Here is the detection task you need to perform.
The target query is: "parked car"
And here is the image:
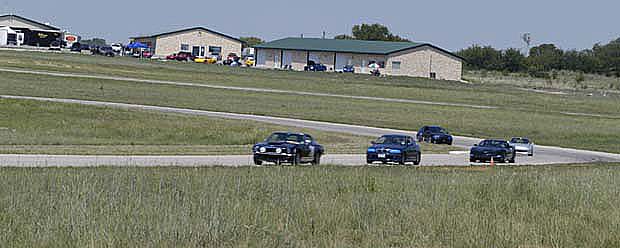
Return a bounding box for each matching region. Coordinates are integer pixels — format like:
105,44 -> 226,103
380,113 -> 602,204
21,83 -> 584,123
194,57 -> 208,63
142,50 -> 153,58
304,61 -> 327,71
366,134 -> 421,165
252,132 -> 324,165
244,56 -> 255,67
166,53 -> 178,60
175,52 -> 195,61
509,137 -> 534,156
97,46 -> 115,57
223,53 -> 241,65
417,126 -> 453,145
70,42 -> 82,52
470,139 -> 516,163
49,40 -> 61,51
111,43 -> 123,53
342,65 -> 355,73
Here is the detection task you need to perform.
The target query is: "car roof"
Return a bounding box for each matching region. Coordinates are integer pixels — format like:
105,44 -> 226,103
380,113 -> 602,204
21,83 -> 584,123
272,131 -> 306,136
380,134 -> 413,138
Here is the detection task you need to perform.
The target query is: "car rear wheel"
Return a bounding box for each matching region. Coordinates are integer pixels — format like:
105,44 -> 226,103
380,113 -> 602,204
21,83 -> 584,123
413,153 -> 421,165
399,153 -> 406,165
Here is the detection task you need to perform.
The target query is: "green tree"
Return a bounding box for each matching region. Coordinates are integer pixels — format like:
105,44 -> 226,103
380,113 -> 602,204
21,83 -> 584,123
456,45 -> 502,70
501,48 -> 526,72
80,38 -> 107,47
336,23 -> 410,42
240,37 -> 264,48
334,34 -> 354,40
527,44 -> 564,72
592,38 -> 620,76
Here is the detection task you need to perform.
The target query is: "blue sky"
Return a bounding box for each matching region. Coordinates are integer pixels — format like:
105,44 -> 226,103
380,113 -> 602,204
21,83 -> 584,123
3,0 -> 619,51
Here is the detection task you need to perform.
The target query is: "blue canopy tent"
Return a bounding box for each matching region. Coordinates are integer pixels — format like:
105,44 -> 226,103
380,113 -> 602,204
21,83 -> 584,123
126,42 -> 148,49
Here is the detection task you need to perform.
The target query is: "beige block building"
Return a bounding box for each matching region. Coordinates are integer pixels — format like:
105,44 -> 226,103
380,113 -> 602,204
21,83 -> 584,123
254,38 -> 463,81
130,27 -> 243,58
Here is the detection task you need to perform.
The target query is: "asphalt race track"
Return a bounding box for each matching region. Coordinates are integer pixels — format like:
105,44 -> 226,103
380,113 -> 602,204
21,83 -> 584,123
2,95 -> 620,167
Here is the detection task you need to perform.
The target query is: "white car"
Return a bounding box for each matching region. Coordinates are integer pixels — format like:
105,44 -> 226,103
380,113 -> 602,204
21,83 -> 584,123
111,43 -> 123,53
509,137 -> 534,156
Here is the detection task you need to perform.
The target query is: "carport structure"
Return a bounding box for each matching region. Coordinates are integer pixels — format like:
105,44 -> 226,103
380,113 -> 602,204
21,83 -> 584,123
254,37 -> 464,81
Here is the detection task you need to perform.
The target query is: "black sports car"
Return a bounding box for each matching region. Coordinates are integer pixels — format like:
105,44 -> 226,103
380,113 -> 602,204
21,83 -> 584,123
253,132 -> 324,165
417,126 -> 453,145
470,139 -> 516,163
366,135 -> 421,165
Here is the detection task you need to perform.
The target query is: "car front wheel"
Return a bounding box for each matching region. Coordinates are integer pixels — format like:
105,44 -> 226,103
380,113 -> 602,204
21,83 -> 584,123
312,154 -> 321,166
253,157 -> 262,166
413,153 -> 421,165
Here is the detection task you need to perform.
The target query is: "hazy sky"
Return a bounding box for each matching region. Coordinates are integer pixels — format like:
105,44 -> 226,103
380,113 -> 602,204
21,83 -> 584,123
3,0 -> 619,51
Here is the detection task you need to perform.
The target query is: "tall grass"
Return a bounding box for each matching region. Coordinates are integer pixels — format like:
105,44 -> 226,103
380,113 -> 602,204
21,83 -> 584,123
1,165 -> 619,247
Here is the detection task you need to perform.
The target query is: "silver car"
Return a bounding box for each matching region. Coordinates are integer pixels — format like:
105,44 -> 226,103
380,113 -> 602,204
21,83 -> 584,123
509,137 -> 534,156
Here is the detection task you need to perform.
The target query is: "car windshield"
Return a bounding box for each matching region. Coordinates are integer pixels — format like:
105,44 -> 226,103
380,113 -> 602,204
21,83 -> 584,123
265,133 -> 303,143
427,127 -> 446,133
375,136 -> 407,145
479,140 -> 507,147
511,138 -> 530,144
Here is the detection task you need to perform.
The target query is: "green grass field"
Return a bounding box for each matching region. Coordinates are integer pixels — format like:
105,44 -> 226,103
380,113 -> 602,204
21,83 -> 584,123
0,98 -> 457,155
1,164 -> 619,247
1,50 -> 620,116
2,68 -> 620,154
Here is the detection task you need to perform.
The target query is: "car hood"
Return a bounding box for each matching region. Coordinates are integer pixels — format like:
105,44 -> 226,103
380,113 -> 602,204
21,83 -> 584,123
255,141 -> 298,148
471,146 -> 506,153
369,144 -> 407,151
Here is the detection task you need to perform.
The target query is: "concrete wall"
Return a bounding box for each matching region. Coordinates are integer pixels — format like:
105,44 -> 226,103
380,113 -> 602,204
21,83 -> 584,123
146,29 -> 242,57
387,46 -> 462,81
335,53 -> 388,74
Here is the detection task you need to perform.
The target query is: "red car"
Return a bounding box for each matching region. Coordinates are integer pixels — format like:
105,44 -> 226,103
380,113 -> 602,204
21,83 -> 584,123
141,51 -> 153,58
175,52 -> 195,61
166,53 -> 178,60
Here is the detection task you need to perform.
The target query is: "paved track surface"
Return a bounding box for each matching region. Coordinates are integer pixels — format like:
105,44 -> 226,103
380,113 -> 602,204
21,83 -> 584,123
1,95 -> 619,167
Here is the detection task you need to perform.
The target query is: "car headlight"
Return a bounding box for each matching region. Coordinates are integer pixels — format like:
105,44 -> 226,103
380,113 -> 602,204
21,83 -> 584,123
389,149 -> 402,154
259,147 -> 266,153
276,148 -> 283,154
367,148 -> 376,153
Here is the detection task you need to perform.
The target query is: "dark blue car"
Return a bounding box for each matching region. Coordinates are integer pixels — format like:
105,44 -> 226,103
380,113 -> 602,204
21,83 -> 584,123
417,126 -> 453,145
366,135 -> 421,165
304,60 -> 327,72
470,139 -> 516,163
253,132 -> 324,165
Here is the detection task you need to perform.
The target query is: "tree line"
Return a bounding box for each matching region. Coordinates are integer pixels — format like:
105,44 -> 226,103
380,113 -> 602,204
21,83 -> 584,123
457,38 -> 620,77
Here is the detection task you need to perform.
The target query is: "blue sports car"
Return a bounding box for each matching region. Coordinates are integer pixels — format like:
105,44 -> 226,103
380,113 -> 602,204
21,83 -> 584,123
366,134 -> 421,165
253,132 -> 324,166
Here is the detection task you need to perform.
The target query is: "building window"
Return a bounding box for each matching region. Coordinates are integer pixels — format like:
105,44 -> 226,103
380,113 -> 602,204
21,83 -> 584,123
430,72 -> 437,79
180,44 -> 189,52
209,46 -> 222,55
392,61 -> 401,70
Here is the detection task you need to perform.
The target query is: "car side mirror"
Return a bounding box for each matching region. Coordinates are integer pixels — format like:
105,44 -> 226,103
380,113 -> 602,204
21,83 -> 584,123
473,144 -> 478,146
371,141 -> 376,145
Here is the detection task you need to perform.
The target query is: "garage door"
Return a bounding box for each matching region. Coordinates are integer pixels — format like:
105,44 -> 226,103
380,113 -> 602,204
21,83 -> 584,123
282,50 -> 294,67
256,49 -> 266,66
308,52 -> 321,64
335,53 -> 351,71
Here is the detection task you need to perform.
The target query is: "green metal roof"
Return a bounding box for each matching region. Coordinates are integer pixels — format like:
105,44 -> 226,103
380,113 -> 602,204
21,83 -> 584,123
254,37 -> 429,55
